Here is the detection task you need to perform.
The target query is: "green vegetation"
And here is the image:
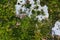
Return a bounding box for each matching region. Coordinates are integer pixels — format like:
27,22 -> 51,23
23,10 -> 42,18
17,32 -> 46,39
0,0 -> 60,40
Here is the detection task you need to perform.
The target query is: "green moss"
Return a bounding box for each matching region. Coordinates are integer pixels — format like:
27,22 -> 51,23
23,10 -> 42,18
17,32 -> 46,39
0,0 -> 59,40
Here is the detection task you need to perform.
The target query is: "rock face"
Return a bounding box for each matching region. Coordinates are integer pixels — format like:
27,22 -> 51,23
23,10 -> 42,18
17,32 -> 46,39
15,0 -> 49,21
52,21 -> 60,36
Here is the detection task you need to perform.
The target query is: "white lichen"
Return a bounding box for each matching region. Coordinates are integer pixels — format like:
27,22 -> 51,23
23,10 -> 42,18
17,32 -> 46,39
36,15 -> 45,21
36,0 -> 40,5
15,4 -> 22,16
15,0 -> 49,20
17,0 -> 26,5
29,0 -> 34,4
52,21 -> 60,36
42,5 -> 49,18
36,5 -> 49,21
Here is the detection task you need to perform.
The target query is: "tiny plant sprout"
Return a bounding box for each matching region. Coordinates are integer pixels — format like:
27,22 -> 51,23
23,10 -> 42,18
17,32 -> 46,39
16,22 -> 20,26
